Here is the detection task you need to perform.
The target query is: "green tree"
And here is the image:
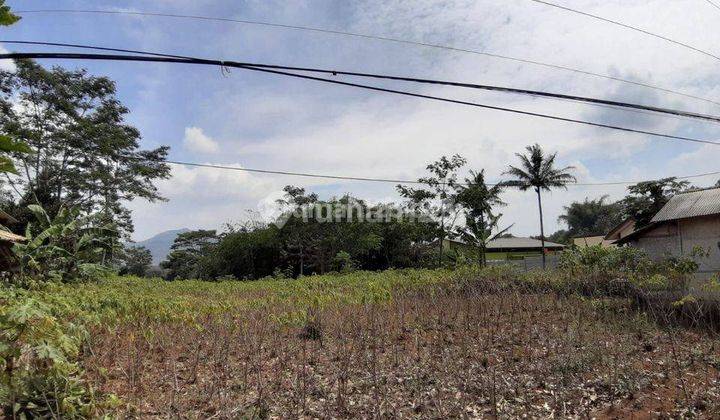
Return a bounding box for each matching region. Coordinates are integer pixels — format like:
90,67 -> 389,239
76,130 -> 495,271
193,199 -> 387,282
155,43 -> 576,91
454,170 -> 510,266
558,195 -> 623,237
0,0 -> 19,26
620,177 -> 690,228
504,144 -> 576,269
275,186 -> 319,276
397,154 -> 466,267
0,1 -> 28,183
0,60 -> 170,241
199,223 -> 282,280
160,230 -> 217,280
11,204 -> 114,284
276,190 -> 382,275
119,246 -> 153,277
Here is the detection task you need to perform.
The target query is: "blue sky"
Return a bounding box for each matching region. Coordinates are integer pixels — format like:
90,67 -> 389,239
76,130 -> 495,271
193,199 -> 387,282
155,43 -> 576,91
3,0 -> 720,240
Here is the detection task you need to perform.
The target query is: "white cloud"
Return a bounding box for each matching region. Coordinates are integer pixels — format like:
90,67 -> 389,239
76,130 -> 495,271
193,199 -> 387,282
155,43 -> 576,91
110,0 -> 719,239
182,127 -> 220,154
0,44 -> 16,72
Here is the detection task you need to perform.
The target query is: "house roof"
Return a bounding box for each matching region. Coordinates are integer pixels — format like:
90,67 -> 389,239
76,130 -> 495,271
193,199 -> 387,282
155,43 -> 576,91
0,229 -> 26,243
604,217 -> 636,240
450,236 -> 565,250
573,235 -> 614,247
487,237 -> 565,249
0,209 -> 17,225
651,187 -> 720,223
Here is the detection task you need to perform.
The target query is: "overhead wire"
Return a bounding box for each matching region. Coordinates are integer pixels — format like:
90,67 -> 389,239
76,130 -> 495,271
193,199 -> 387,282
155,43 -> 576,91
3,40 -> 716,124
13,8 -> 720,107
2,51 -> 720,147
161,159 -> 720,188
705,0 -> 720,11
528,0 -> 720,62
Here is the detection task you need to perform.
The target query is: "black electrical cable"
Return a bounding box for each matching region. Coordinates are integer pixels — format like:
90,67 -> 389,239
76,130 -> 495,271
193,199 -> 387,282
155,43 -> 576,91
3,40 -> 718,123
2,51 -> 718,147
705,0 -> 720,11
14,8 -> 720,107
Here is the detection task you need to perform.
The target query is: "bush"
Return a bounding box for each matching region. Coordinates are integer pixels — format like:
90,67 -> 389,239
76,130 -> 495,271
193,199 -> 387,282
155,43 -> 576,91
0,290 -> 104,417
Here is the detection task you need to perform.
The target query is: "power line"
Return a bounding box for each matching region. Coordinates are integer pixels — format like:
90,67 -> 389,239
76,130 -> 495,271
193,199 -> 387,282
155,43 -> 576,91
163,159 -> 720,188
3,40 -> 718,123
528,0 -> 720,62
2,51 -> 719,147
13,8 -> 720,107
705,0 -> 720,11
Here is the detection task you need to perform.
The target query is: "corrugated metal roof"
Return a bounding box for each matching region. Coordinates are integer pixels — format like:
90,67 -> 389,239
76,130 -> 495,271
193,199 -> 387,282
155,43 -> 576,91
651,187 -> 720,223
0,230 -> 26,243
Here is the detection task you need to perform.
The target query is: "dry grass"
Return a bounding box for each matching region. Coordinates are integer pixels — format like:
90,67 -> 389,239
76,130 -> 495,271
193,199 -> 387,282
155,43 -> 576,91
80,283 -> 720,418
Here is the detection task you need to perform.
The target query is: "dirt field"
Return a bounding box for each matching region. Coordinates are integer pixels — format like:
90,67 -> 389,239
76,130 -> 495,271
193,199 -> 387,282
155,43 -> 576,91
78,280 -> 720,418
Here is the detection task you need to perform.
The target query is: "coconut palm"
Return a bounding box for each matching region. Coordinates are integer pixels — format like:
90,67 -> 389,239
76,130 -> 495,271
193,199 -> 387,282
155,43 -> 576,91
503,144 -> 576,268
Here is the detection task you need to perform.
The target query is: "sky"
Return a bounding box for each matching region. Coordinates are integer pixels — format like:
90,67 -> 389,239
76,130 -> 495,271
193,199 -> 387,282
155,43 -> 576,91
2,0 -> 720,241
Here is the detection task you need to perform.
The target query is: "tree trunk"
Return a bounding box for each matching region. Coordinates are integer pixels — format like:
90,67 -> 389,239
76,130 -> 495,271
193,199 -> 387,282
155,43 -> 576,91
438,201 -> 445,268
536,187 -> 546,270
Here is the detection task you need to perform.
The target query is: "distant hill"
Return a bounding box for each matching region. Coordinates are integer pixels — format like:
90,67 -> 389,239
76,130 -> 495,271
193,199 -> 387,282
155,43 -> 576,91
132,228 -> 190,264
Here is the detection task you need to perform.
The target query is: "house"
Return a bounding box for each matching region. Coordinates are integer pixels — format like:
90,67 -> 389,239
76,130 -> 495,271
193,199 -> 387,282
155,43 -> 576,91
443,236 -> 566,260
572,218 -> 637,248
604,217 -> 636,243
0,210 -> 26,272
573,235 -> 615,248
617,188 -> 720,277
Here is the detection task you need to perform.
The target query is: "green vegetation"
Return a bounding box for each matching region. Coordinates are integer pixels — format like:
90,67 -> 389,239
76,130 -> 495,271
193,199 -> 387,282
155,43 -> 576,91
503,143 -> 577,266
2,253 -> 719,417
0,59 -> 170,247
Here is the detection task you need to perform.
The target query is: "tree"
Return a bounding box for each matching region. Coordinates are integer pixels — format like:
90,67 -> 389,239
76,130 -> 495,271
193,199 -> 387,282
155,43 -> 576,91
0,60 -> 170,241
0,2 -> 28,182
119,246 -> 153,277
11,204 -> 114,284
160,230 -> 217,280
558,195 -> 623,237
504,144 -> 576,269
0,0 -> 19,26
275,189 -> 383,275
275,186 -> 319,276
620,177 -> 690,228
397,155 -> 467,266
454,170 -> 510,266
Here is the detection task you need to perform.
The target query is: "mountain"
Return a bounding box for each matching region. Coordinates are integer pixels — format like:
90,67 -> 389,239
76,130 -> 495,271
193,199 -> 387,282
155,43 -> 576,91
132,228 -> 190,264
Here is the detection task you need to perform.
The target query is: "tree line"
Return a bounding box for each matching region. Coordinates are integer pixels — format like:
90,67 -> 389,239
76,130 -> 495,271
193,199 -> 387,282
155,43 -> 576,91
137,145 -> 580,280
0,54 -> 712,284
137,152 -> 706,281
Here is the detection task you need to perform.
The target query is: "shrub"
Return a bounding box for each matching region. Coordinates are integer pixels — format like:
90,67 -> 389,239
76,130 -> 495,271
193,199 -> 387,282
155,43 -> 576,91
0,290 -> 102,418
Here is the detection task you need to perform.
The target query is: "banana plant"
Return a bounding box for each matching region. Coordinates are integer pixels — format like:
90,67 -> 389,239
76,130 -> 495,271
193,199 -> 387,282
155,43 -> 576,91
12,204 -> 116,283
0,134 -> 31,175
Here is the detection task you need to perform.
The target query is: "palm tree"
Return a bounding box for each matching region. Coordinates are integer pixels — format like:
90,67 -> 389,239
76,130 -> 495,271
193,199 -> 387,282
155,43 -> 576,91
503,144 -> 576,269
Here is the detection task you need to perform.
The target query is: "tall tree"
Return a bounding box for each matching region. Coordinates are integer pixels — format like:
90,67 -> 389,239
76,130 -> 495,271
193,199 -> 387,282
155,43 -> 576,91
504,144 -> 576,269
0,60 -> 170,239
161,230 -> 217,280
275,185 -> 319,276
558,195 -> 623,237
620,177 -> 690,228
397,154 -> 466,266
454,170 -> 509,266
0,1 -> 27,182
119,246 -> 153,277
